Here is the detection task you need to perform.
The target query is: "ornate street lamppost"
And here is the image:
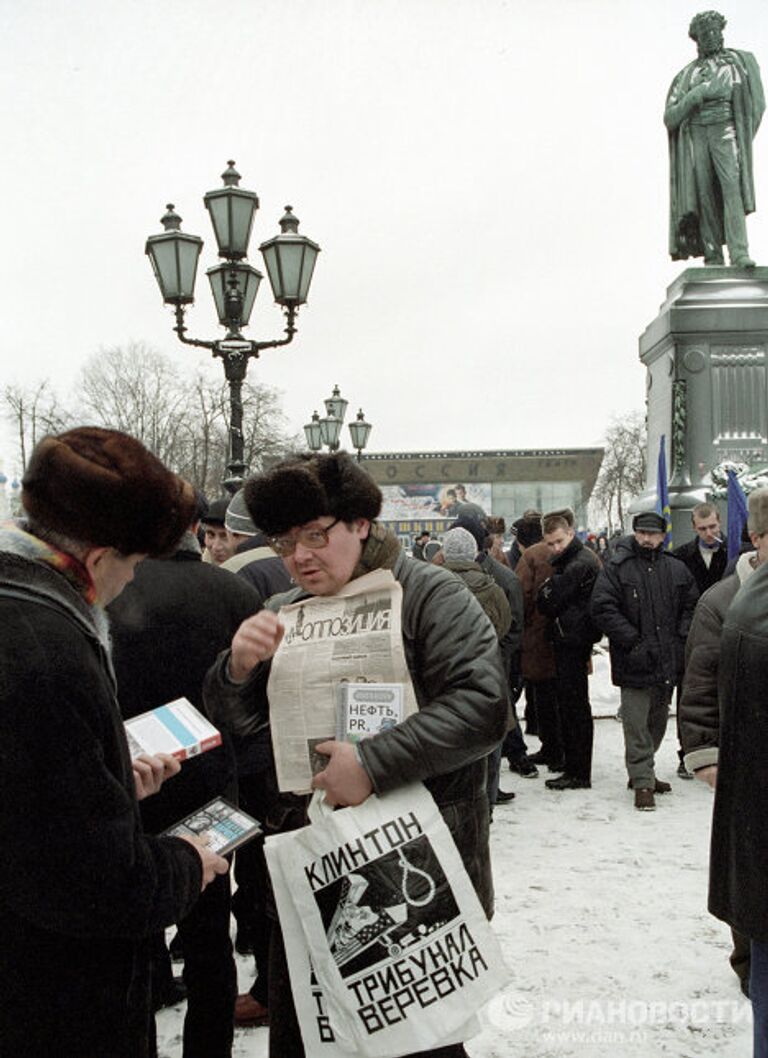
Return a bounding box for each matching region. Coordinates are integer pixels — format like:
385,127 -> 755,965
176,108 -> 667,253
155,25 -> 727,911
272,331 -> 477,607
146,160 -> 320,491
303,385 -> 372,462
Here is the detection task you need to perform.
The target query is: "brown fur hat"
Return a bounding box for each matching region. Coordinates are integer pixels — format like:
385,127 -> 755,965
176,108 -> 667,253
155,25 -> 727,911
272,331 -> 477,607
244,451 -> 382,536
22,426 -> 196,556
541,507 -> 575,535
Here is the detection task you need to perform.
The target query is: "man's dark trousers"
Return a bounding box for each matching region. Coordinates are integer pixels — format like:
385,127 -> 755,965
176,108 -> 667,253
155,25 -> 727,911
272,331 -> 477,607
178,872 -> 236,1058
752,939 -> 768,1057
528,679 -> 563,765
554,645 -> 593,783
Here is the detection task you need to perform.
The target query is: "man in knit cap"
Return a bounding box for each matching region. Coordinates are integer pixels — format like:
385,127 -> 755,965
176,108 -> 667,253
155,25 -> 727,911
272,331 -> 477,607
435,526 -> 518,812
436,527 -> 512,637
0,427 -> 229,1057
220,487 -> 292,601
204,451 -> 507,1058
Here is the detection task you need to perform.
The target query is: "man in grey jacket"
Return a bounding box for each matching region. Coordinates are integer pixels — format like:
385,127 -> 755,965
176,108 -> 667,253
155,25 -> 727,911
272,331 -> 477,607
679,490 -> 768,782
679,487 -> 768,998
204,452 -> 508,1058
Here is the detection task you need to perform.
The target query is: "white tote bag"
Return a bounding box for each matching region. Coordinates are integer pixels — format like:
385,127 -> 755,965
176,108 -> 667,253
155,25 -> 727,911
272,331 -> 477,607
265,783 -> 509,1057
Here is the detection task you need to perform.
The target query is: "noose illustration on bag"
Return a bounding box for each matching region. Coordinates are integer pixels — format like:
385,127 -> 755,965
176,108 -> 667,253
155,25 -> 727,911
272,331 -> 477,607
397,846 -> 436,907
327,847 -> 437,967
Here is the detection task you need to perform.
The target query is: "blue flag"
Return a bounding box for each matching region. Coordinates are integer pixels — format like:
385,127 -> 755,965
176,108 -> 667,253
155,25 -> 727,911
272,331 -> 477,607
727,470 -> 748,562
655,435 -> 672,549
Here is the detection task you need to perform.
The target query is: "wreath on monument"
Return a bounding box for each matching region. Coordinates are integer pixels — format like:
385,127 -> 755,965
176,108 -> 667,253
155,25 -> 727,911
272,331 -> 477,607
710,460 -> 768,498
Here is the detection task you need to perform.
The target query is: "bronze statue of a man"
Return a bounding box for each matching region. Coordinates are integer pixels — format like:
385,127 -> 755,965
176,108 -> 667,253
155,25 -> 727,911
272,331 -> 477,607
665,11 -> 765,267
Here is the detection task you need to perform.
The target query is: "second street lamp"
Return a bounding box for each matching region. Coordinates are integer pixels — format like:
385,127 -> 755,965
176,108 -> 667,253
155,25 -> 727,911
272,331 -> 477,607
146,160 -> 320,491
303,385 -> 372,461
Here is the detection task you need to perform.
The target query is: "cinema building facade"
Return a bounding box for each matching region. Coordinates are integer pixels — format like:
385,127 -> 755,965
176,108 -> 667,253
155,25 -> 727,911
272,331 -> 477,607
362,448 -> 604,547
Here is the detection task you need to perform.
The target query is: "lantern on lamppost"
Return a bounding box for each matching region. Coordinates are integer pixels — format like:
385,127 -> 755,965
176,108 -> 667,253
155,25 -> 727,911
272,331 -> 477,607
146,161 -> 320,492
348,409 -> 373,463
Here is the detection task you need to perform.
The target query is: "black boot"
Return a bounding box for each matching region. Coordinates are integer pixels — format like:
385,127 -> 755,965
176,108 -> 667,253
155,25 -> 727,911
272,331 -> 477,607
544,774 -> 591,790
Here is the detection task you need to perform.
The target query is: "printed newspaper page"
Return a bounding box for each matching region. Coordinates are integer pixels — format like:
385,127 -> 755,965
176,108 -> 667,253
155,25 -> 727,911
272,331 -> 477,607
268,569 -> 417,793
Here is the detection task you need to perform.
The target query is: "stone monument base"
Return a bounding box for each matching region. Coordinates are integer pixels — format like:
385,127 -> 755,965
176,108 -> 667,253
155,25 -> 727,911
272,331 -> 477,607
632,266 -> 768,544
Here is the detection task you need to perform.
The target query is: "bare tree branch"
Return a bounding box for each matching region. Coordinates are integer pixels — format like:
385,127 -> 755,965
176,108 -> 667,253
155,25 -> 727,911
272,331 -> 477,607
591,412 -> 647,533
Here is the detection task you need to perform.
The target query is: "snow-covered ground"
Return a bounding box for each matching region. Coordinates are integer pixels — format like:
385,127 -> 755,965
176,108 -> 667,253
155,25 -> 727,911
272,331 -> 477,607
157,652 -> 751,1057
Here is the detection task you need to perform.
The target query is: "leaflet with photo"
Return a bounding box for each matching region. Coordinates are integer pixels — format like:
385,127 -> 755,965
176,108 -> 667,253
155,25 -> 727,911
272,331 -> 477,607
336,682 -> 405,743
162,797 -> 262,856
124,697 -> 221,762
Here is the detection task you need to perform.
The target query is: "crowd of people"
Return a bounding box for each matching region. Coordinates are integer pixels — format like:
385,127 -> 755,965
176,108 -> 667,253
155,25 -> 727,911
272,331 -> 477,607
2,426 -> 766,1057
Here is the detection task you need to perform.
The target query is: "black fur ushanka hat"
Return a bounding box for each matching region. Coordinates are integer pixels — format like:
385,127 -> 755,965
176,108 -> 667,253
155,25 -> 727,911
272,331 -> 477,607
244,451 -> 382,536
22,426 -> 196,556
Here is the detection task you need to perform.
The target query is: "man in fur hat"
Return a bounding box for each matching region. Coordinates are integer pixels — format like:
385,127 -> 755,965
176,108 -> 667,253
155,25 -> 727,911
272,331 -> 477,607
204,451 -> 508,1058
0,426 -> 229,1058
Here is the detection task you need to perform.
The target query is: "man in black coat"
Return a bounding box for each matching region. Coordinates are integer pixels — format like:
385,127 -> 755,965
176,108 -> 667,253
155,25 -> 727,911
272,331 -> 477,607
108,526 -> 261,1057
711,560 -> 768,1047
672,502 -> 728,594
537,510 -> 601,790
591,511 -> 699,811
216,487 -> 292,1026
671,502 -> 728,778
0,427 -> 228,1058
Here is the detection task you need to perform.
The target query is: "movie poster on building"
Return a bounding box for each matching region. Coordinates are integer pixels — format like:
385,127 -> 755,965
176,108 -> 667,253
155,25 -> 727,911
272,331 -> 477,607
267,569 -> 418,794
265,784 -> 508,1057
379,482 -> 492,523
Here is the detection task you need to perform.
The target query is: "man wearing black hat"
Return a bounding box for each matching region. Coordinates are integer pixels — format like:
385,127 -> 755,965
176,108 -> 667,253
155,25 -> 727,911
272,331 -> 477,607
591,512 -> 699,811
202,497 -> 236,566
0,427 -> 229,1058
204,451 -> 508,1058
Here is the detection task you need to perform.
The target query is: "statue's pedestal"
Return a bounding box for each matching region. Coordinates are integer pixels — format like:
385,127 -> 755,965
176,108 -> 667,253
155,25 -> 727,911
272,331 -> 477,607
634,266 -> 768,542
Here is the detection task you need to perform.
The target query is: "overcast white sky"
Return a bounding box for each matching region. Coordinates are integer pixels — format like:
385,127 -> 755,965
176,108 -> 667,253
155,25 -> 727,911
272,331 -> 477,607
2,0 -> 768,477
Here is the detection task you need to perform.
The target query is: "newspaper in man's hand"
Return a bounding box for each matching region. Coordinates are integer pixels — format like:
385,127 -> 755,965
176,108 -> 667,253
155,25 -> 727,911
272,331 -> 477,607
267,569 -> 417,794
